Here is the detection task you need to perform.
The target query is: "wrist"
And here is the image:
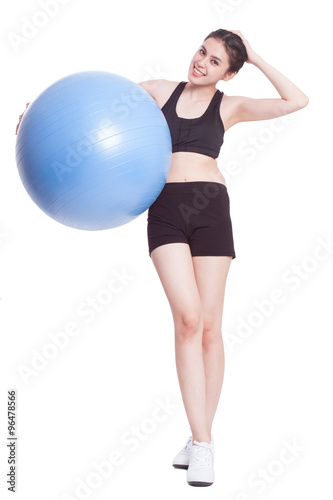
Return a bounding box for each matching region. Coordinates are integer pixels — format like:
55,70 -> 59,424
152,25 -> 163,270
249,52 -> 263,66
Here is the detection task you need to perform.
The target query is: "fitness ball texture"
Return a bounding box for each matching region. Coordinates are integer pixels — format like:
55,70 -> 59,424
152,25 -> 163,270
15,71 -> 172,230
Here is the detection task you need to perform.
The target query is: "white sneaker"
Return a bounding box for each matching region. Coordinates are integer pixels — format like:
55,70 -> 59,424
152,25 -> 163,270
187,440 -> 215,487
172,434 -> 214,470
172,436 -> 192,469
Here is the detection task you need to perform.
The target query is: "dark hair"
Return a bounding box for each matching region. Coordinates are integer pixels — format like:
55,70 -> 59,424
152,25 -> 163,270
204,29 -> 248,73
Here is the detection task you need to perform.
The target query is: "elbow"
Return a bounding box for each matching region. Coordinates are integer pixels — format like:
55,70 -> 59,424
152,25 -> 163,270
283,94 -> 309,115
297,95 -> 309,109
287,95 -> 309,114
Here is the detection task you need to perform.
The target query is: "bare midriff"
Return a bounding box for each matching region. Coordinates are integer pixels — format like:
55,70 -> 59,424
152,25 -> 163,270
165,151 -> 227,186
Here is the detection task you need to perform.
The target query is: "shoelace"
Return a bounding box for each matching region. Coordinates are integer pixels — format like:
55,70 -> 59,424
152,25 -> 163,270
182,436 -> 192,453
191,441 -> 214,467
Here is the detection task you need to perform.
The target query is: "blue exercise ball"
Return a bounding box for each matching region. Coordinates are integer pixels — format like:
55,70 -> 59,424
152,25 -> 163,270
15,71 -> 172,230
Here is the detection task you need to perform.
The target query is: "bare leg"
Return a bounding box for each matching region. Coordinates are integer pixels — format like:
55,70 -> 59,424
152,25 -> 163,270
192,256 -> 232,437
203,334 -> 225,437
151,243 -> 211,443
174,318 -> 210,443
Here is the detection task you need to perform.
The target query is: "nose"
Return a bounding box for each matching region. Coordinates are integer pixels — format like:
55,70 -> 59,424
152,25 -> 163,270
197,56 -> 207,69
197,59 -> 205,70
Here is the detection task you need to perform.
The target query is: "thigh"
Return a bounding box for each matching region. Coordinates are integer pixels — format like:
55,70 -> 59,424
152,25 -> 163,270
150,243 -> 203,327
147,184 -> 188,257
192,255 -> 232,332
187,183 -> 236,258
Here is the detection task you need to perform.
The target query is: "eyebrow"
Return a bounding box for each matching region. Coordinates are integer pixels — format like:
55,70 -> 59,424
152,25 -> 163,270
201,45 -> 222,63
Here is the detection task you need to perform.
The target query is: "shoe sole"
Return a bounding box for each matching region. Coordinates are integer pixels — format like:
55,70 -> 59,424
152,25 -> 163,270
188,481 -> 213,487
173,464 -> 189,470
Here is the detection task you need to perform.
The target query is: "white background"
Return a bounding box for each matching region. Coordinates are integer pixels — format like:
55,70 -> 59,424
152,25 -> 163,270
1,0 -> 332,498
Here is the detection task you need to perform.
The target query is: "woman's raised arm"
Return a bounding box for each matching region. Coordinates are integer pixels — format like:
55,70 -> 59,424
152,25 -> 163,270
228,30 -> 309,125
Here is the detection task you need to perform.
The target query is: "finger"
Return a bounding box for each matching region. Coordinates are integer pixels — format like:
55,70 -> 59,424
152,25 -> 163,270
230,29 -> 243,39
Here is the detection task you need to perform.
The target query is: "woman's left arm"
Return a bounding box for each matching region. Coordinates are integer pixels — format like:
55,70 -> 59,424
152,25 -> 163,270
230,31 -> 309,123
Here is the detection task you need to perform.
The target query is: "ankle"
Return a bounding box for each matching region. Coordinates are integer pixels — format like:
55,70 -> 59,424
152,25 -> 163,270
192,433 -> 211,444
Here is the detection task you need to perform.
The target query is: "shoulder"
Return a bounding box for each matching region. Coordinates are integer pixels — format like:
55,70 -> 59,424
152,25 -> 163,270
137,79 -> 181,108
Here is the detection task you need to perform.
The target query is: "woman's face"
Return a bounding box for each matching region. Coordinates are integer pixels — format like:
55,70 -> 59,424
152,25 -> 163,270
188,37 -> 235,85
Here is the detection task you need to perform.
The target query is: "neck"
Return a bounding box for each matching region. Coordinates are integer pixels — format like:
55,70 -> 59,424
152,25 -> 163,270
185,81 -> 218,100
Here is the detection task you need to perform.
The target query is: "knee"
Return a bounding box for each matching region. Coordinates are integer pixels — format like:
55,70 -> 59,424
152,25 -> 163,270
202,324 -> 222,351
175,311 -> 203,341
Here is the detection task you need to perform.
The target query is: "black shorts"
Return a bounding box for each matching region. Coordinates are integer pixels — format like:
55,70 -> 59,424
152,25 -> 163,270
147,181 -> 236,258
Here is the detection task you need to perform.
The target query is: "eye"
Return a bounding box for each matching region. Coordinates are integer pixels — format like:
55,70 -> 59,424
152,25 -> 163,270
199,48 -> 219,65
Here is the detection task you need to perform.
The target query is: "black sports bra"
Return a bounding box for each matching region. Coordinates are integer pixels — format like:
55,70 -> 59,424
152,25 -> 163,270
161,81 -> 225,159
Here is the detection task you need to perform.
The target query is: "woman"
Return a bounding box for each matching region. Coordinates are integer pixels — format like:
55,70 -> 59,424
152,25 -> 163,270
138,29 -> 308,487
16,29 -> 308,488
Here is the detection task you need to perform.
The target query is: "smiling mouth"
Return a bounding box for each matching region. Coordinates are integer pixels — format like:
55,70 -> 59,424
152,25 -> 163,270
194,65 -> 205,76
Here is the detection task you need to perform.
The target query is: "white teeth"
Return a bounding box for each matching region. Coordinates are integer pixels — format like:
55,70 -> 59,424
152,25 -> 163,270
194,66 -> 204,76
